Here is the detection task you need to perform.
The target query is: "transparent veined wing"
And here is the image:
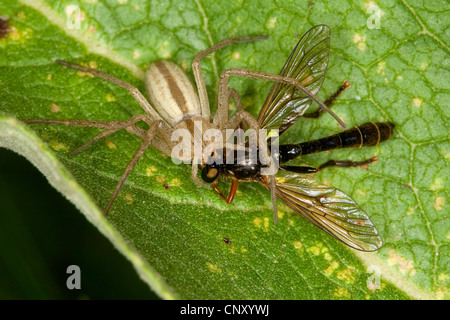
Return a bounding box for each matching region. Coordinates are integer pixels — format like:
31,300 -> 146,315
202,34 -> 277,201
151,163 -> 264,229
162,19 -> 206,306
263,174 -> 383,251
257,25 -> 330,134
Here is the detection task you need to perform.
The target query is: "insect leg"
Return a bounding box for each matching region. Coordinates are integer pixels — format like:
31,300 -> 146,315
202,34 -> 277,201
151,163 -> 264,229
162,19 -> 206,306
212,179 -> 239,204
55,60 -> 164,123
304,80 -> 351,118
192,36 -> 268,120
281,156 -> 378,173
216,68 -> 346,128
103,120 -> 164,215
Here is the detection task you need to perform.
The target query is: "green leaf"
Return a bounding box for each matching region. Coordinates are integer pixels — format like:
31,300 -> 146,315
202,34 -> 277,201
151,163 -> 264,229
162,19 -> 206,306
0,0 -> 448,299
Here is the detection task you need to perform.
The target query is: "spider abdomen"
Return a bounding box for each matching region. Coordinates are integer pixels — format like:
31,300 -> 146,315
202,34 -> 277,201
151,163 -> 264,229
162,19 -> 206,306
145,60 -> 201,127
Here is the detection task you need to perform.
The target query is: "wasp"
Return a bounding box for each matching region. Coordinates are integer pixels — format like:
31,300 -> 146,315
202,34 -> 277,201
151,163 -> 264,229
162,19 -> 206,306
24,25 -> 392,251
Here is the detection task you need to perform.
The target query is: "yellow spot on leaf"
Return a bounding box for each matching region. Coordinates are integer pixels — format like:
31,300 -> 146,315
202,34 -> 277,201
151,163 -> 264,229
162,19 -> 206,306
159,41 -> 172,59
412,98 -> 422,107
133,50 -> 141,59
438,273 -> 449,281
170,178 -> 181,186
337,266 -> 356,284
240,246 -> 247,253
376,61 -> 386,74
353,33 -> 366,51
388,249 -> 416,276
125,193 -> 133,204
267,17 -> 277,29
430,177 -> 443,191
206,262 -> 222,273
334,287 -> 350,298
324,260 -> 339,276
307,246 -> 320,256
146,166 -> 157,176
105,139 -> 117,150
49,141 -> 69,152
106,93 -> 116,102
51,104 -> 59,113
253,217 -> 262,228
47,74 -> 52,80
156,176 -> 165,184
406,207 -> 415,215
434,196 -> 445,211
324,253 -> 332,261
420,62 -> 428,70
17,11 -> 26,19
293,241 -> 302,250
232,51 -> 241,60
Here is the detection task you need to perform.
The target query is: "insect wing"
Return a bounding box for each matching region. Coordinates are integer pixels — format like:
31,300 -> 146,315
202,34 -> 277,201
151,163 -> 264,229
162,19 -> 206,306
257,25 -> 330,134
273,174 -> 382,251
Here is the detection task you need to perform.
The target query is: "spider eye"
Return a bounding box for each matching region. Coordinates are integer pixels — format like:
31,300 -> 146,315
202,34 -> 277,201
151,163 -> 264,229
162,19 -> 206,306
201,166 -> 219,183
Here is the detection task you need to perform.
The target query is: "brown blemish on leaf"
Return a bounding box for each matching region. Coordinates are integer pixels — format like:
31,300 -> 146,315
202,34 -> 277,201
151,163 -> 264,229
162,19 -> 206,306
0,16 -> 10,39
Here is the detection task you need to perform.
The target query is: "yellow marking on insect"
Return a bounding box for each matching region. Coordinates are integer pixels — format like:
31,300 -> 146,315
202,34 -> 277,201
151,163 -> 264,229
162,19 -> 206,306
146,165 -> 157,176
376,61 -> 386,74
206,262 -> 222,273
133,50 -> 141,59
293,241 -> 302,250
105,139 -> 117,150
388,249 -> 416,276
334,287 -> 350,298
406,207 -> 415,215
337,266 -> 356,284
105,93 -> 116,102
232,51 -> 241,60
125,193 -> 133,204
267,17 -> 277,29
430,177 -> 443,191
324,260 -> 339,276
434,196 -> 445,211
301,75 -> 314,86
49,141 -> 69,152
412,97 -> 422,107
276,177 -> 286,184
51,103 -> 59,113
